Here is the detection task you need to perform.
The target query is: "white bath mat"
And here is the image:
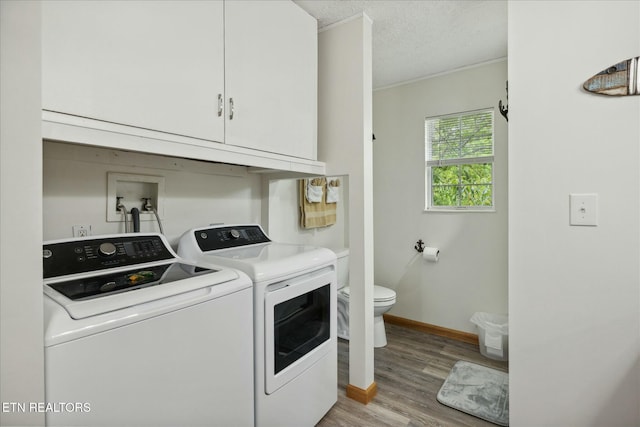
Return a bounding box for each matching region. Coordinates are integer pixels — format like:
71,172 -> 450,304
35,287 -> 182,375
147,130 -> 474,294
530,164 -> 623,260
437,360 -> 509,426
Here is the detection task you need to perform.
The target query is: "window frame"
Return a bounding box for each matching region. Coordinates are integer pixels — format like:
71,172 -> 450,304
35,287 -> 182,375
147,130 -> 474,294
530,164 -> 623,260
424,108 -> 496,212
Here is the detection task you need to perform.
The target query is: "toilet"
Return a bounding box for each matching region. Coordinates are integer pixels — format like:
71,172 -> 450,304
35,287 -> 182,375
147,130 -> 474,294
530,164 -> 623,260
333,248 -> 396,348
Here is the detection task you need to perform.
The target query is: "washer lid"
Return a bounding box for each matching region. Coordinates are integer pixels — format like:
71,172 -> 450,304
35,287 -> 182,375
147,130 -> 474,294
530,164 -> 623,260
44,262 -> 242,320
340,285 -> 396,302
43,267 -> 252,347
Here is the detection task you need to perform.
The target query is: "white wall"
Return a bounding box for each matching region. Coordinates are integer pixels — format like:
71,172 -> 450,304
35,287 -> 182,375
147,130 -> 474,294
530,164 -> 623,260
0,2 -> 45,426
43,141 -> 263,248
509,1 -> 640,425
373,60 -> 508,333
266,176 -> 348,249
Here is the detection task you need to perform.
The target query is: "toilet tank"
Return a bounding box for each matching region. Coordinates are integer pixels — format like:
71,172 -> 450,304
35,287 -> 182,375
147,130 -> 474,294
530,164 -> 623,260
332,248 -> 349,289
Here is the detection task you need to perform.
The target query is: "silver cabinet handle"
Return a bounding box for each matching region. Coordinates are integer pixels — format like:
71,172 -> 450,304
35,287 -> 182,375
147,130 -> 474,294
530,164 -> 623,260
229,97 -> 234,120
217,94 -> 223,117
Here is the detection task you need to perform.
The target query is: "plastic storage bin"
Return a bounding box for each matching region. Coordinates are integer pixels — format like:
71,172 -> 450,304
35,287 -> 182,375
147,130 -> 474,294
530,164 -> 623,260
470,312 -> 509,361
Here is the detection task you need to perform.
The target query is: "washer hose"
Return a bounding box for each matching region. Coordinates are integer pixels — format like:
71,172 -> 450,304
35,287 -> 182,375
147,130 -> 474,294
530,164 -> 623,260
142,198 -> 164,235
151,207 -> 164,235
118,204 -> 129,233
131,207 -> 140,232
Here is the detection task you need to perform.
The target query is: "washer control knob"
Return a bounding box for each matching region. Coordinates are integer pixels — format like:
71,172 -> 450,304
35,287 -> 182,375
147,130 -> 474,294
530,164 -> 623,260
98,242 -> 117,257
230,229 -> 240,239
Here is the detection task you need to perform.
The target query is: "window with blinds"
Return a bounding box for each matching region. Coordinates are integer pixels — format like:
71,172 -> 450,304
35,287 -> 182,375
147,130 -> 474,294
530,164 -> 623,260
425,108 -> 494,210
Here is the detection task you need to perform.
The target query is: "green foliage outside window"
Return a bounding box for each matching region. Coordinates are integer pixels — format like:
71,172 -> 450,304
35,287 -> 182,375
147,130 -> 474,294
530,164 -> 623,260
431,164 -> 493,206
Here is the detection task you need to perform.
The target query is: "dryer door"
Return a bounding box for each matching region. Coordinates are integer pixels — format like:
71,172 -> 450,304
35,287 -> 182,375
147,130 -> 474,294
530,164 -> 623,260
264,267 -> 336,394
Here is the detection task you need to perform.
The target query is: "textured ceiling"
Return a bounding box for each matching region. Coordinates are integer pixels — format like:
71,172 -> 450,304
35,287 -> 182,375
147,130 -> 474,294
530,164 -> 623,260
294,0 -> 507,89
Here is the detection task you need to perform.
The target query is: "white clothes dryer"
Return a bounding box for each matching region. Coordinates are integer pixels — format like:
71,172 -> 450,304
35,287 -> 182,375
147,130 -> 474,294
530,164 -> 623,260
178,224 -> 337,427
43,233 -> 254,427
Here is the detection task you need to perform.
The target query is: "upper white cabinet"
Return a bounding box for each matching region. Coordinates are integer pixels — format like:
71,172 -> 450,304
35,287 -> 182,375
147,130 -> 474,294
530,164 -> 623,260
224,1 -> 317,160
42,0 -> 318,161
42,1 -> 225,144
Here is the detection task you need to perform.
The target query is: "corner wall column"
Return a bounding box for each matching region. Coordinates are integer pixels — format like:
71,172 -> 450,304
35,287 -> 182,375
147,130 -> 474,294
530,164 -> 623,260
318,13 -> 375,400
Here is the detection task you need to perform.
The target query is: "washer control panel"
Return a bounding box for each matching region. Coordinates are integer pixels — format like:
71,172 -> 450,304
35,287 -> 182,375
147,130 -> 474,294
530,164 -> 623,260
43,235 -> 174,279
195,225 -> 270,252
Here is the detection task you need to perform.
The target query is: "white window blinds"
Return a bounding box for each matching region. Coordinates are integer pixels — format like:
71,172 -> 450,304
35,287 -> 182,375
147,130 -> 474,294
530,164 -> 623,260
426,109 -> 494,166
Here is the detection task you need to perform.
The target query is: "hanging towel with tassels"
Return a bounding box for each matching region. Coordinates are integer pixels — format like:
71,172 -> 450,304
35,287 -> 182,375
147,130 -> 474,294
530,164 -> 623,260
326,178 -> 340,203
299,178 -> 336,229
306,177 -> 324,203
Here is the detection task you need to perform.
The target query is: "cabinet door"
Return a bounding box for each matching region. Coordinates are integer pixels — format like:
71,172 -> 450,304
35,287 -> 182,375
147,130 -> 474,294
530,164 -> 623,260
42,1 -> 225,143
225,1 -> 318,160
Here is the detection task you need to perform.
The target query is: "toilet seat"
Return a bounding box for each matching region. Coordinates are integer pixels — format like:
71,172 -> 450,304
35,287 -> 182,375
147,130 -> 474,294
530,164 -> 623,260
340,285 -> 396,303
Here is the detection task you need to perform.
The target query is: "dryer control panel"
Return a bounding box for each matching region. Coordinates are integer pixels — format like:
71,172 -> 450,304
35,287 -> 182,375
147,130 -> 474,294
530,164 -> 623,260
43,235 -> 174,278
195,225 -> 270,252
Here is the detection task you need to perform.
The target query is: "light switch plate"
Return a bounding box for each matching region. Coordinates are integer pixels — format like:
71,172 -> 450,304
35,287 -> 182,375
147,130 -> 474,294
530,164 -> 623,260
570,193 -> 598,226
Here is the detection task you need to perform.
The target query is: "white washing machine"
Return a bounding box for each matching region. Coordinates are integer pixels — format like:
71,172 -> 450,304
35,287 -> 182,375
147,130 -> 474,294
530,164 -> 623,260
43,233 -> 254,427
178,224 -> 337,427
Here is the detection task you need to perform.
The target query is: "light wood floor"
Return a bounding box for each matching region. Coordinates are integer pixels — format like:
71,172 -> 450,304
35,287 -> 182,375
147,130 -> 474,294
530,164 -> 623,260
317,323 -> 509,427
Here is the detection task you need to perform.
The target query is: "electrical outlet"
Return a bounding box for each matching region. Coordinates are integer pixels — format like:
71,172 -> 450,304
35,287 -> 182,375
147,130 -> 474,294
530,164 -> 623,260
73,224 -> 92,237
